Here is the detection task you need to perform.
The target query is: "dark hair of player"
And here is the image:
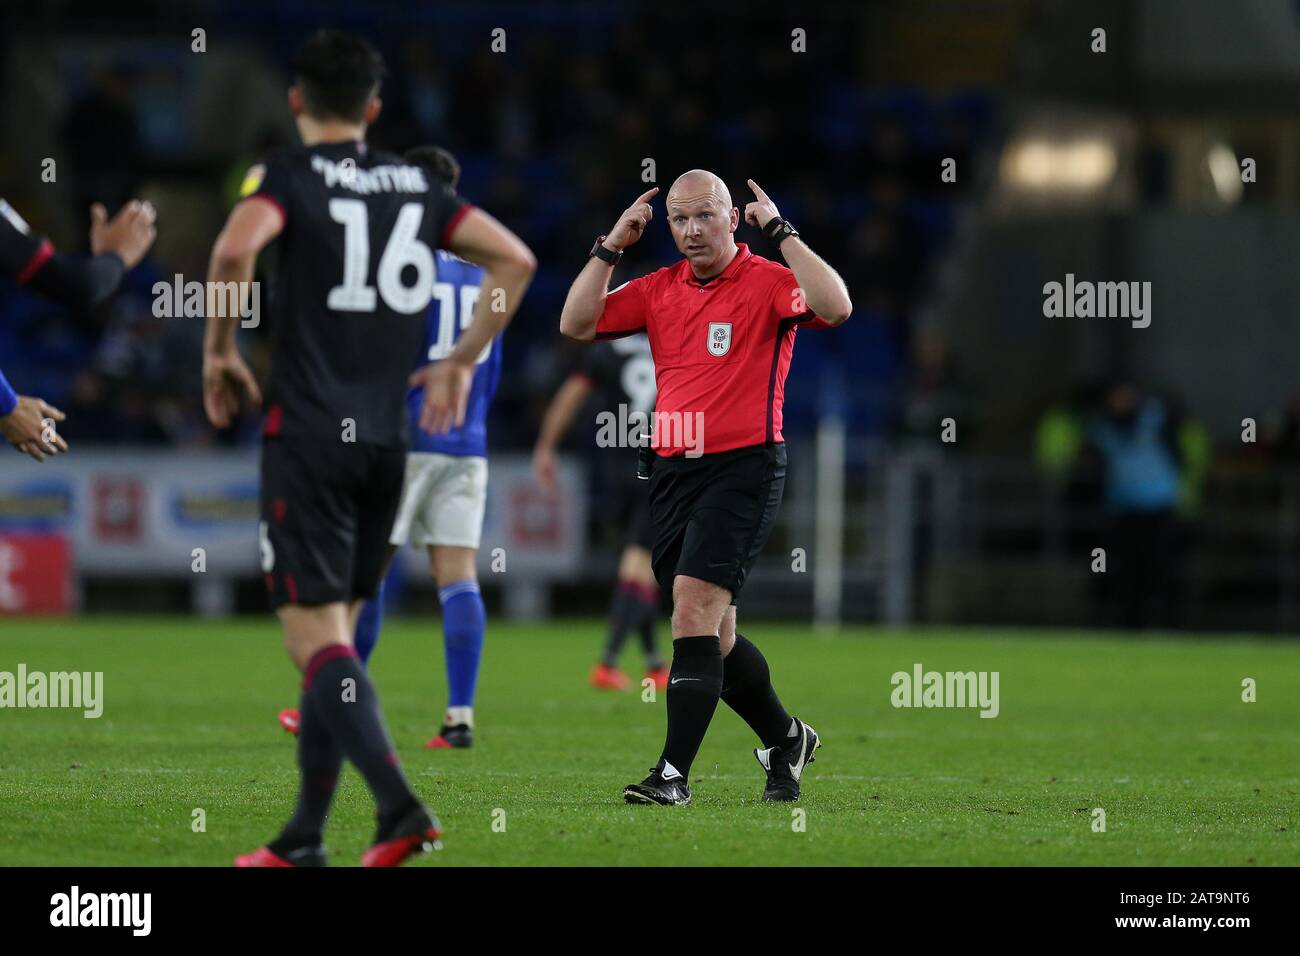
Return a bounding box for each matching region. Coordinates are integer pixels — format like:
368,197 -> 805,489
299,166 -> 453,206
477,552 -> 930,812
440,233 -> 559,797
292,29 -> 385,123
403,145 -> 462,189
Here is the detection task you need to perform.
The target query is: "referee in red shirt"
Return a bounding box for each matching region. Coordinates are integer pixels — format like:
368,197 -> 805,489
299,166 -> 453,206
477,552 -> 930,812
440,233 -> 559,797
561,169 -> 851,804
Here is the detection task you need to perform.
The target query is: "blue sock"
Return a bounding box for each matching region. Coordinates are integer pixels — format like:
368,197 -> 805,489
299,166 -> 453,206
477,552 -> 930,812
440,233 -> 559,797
354,581 -> 385,667
440,580 -> 485,710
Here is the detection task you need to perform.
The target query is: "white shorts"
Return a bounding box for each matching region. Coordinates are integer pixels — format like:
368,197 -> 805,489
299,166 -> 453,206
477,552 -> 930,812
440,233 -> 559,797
388,452 -> 487,549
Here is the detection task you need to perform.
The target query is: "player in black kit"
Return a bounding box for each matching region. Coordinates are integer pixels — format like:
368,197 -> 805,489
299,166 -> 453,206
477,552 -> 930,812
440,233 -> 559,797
202,30 -> 535,867
532,334 -> 666,691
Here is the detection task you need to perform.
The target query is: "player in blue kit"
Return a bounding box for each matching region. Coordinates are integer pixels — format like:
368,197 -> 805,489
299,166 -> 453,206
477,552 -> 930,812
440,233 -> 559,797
279,146 -> 509,750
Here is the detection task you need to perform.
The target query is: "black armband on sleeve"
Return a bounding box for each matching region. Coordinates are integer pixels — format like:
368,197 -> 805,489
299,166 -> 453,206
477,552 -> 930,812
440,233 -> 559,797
26,251 -> 127,308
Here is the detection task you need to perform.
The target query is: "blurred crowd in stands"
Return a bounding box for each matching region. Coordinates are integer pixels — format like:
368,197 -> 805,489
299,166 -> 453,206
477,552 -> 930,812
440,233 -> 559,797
0,6 -> 993,455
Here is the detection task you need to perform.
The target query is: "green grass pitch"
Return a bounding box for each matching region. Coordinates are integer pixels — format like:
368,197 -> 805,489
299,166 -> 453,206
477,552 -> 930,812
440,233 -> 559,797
0,616 -> 1297,866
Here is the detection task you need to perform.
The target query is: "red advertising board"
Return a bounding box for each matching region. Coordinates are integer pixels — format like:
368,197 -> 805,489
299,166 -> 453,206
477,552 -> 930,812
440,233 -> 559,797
0,534 -> 73,614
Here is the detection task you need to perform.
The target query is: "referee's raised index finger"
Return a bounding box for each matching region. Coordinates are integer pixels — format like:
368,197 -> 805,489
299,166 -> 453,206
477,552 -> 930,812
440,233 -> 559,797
747,178 -> 768,201
634,187 -> 659,206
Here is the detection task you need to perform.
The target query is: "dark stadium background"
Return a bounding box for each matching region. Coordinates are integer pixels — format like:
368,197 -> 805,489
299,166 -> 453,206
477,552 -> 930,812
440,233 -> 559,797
2,0 -> 1299,633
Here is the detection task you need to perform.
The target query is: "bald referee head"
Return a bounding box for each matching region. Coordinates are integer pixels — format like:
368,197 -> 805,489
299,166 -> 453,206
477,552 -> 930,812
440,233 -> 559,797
665,169 -> 739,278
560,171 -> 852,807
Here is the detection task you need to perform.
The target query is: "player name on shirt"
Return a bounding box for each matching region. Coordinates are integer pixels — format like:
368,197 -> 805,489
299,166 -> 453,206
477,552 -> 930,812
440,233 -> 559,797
310,155 -> 432,195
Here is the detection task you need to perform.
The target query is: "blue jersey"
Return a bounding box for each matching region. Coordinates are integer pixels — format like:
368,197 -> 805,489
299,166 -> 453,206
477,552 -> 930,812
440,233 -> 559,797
407,251 -> 500,457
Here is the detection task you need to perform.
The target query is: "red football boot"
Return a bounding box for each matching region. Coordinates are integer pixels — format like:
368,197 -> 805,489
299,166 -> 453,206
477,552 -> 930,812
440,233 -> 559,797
234,844 -> 325,867
362,805 -> 442,867
646,666 -> 669,691
425,723 -> 473,749
590,663 -> 630,691
278,707 -> 301,736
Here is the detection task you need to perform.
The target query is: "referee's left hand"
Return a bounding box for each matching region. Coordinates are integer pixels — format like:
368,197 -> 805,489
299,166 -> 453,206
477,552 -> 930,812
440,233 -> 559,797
744,179 -> 780,231
411,360 -> 473,435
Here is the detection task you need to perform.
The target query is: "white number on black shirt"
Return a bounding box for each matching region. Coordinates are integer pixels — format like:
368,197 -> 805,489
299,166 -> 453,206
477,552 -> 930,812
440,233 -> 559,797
326,199 -> 435,315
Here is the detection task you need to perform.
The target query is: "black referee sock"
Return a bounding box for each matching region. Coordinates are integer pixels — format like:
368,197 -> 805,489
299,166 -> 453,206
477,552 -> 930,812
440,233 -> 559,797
722,634 -> 794,751
272,691 -> 343,851
659,635 -> 723,779
601,581 -> 641,666
301,646 -> 417,820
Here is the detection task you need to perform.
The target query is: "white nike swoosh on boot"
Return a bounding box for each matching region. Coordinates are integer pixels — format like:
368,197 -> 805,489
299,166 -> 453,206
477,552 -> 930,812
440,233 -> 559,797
789,724 -> 809,781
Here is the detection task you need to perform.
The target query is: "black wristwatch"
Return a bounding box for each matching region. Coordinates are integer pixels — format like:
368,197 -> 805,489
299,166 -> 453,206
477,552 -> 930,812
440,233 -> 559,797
762,217 -> 799,244
590,235 -> 623,265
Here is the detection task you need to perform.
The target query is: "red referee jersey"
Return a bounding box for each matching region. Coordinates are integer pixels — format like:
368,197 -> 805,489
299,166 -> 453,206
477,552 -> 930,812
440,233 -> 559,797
595,243 -> 833,457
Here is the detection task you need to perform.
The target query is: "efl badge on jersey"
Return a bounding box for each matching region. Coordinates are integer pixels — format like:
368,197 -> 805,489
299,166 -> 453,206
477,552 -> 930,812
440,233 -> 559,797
707,321 -> 732,357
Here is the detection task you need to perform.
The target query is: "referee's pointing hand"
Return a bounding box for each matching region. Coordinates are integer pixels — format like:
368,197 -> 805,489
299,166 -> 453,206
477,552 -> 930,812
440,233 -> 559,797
744,179 -> 780,230
604,187 -> 658,251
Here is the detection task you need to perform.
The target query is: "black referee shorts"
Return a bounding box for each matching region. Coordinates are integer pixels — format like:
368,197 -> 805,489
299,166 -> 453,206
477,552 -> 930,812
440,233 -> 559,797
259,437 -> 405,610
647,442 -> 787,601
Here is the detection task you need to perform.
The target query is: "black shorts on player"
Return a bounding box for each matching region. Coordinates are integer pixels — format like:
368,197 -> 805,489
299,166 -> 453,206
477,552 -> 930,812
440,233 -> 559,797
610,468 -> 655,552
625,493 -> 654,552
648,441 -> 787,597
260,436 -> 406,608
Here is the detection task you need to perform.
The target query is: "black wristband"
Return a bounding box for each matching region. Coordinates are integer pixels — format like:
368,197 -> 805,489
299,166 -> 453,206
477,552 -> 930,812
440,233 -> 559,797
590,235 -> 622,265
762,217 -> 799,243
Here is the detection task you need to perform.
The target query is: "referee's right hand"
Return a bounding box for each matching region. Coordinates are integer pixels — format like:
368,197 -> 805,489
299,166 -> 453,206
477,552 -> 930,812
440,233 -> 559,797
604,187 -> 658,251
